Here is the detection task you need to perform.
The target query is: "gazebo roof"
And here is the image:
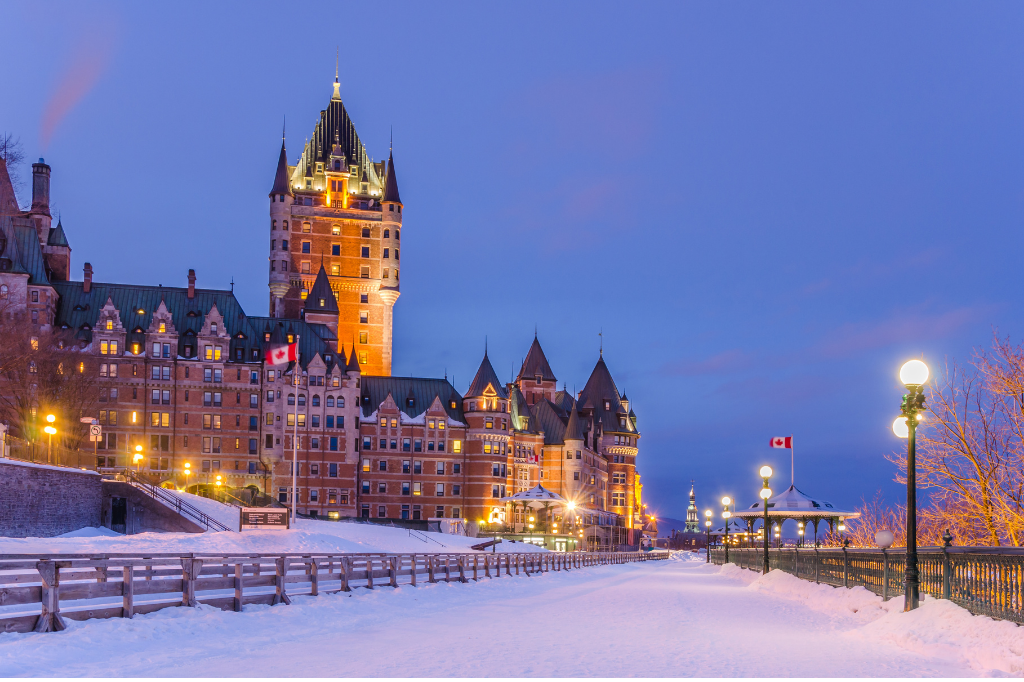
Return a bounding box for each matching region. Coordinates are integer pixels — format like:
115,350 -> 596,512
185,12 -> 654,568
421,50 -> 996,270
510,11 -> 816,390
733,484 -> 859,519
710,520 -> 753,536
500,485 -> 567,505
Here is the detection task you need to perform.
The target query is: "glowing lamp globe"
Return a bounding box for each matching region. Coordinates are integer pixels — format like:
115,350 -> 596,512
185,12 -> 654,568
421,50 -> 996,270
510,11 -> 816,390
875,530 -> 894,549
759,465 -> 773,478
892,417 -> 909,439
704,509 -> 712,518
900,359 -> 929,386
721,496 -> 732,506
759,488 -> 772,500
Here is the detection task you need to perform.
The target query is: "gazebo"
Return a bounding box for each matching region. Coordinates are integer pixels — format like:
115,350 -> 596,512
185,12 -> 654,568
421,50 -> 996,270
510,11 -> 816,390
733,484 -> 859,545
500,484 -> 572,534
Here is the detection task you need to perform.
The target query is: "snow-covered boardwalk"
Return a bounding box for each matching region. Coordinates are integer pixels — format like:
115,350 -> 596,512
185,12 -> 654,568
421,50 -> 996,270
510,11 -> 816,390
1,552 -> 1020,677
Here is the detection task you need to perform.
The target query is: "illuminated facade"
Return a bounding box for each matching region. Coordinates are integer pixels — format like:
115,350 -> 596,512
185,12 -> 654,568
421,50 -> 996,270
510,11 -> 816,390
268,76 -> 402,377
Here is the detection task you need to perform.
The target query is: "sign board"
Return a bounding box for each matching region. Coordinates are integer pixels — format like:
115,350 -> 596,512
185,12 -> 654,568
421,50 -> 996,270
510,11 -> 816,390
88,424 -> 102,442
240,508 -> 290,531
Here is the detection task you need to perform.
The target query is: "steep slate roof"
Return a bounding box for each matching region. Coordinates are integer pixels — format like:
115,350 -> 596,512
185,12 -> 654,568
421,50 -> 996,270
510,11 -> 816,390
382,151 -> 402,204
529,399 -> 570,445
269,142 -> 292,196
47,218 -> 69,247
564,407 -> 584,441
0,158 -> 18,216
360,376 -> 465,422
247,316 -> 337,370
517,336 -> 556,382
578,355 -> 632,433
508,384 -> 531,431
345,344 -> 361,373
466,352 -> 508,399
303,265 -> 338,313
292,83 -> 381,195
4,223 -> 51,285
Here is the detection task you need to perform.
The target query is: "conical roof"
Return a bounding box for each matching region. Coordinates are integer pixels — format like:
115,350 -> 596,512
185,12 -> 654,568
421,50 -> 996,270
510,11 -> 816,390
269,142 -> 292,196
48,218 -> 69,247
578,355 -> 628,431
382,151 -> 402,204
517,335 -> 556,382
346,343 -> 361,373
0,157 -> 18,217
466,351 -> 508,399
564,408 -> 584,441
304,264 -> 338,313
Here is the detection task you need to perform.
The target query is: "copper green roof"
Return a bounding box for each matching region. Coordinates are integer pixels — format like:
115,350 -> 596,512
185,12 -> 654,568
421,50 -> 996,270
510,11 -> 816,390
360,376 -> 465,423
47,219 -> 69,247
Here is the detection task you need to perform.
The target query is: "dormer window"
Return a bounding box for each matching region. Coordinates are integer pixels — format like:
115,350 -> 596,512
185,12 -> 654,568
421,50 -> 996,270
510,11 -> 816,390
106,320 -> 113,331
316,163 -> 323,173
287,334 -> 294,344
319,298 -> 326,307
604,400 -> 611,411
264,333 -> 271,342
535,374 -> 542,385
211,323 -> 218,334
158,322 -> 166,333
333,160 -> 341,170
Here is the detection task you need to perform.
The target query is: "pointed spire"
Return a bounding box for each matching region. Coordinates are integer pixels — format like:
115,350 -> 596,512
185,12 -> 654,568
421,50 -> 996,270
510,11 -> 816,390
564,408 -> 584,442
346,342 -> 361,373
269,139 -> 292,197
466,350 -> 508,399
382,148 -> 402,204
303,264 -> 338,313
47,216 -> 69,247
517,335 -> 556,383
332,52 -> 341,101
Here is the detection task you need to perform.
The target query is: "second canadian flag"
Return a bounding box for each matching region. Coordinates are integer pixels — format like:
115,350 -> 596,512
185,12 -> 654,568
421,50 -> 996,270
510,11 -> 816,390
769,436 -> 792,448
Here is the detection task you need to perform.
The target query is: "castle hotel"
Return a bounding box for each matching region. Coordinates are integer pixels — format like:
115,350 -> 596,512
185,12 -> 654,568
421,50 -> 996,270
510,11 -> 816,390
0,76 -> 646,547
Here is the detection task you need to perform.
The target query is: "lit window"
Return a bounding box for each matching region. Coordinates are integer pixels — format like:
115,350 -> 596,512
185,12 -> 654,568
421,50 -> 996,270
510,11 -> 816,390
359,352 -> 367,364
359,332 -> 368,344
106,320 -> 113,331
331,225 -> 340,235
452,440 -> 461,454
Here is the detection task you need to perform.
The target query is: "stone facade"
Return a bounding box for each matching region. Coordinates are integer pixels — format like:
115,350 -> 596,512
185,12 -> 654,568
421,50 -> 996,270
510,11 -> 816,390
0,460 -> 101,537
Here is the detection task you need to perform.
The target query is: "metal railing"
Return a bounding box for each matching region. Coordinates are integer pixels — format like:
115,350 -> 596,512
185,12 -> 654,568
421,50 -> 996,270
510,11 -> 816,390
125,471 -> 232,533
712,546 -> 1024,624
0,549 -> 666,633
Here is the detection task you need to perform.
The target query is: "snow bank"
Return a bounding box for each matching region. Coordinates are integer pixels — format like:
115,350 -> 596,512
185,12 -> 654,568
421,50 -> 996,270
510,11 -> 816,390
726,565 -> 1024,675
55,527 -> 122,539
0,517 -> 549,556
0,459 -> 99,475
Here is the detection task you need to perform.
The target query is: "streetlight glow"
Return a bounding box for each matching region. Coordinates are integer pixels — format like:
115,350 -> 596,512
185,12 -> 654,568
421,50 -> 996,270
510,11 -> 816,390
43,426 -> 56,435
892,416 -> 909,439
759,488 -> 772,500
721,496 -> 731,506
759,465 -> 773,478
900,359 -> 929,386
45,414 -> 55,423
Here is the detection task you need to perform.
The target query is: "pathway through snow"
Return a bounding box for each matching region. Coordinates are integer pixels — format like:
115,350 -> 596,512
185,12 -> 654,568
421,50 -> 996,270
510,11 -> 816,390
0,552 -> 1020,677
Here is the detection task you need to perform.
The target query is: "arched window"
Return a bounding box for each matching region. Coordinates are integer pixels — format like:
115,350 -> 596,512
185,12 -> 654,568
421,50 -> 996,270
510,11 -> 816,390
326,396 -> 334,407
0,284 -> 7,299
287,394 -> 295,406
298,394 -> 306,407
338,397 -> 345,408
312,395 -> 320,407
383,229 -> 389,239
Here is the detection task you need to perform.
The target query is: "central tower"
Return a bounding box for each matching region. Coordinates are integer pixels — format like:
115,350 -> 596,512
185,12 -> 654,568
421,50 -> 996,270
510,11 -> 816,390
268,74 -> 403,376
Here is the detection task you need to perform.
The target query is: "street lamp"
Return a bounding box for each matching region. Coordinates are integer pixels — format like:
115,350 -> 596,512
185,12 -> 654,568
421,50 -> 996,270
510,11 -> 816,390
44,414 -> 56,464
704,510 -> 712,563
798,521 -> 805,546
721,496 -> 732,564
183,462 -> 191,490
133,444 -> 143,475
895,358 -> 928,612
759,465 -> 773,574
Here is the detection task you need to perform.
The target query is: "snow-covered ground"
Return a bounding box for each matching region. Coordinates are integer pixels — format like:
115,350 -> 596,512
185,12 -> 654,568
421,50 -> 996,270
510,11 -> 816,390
1,551 -> 1020,677
0,517 -> 549,555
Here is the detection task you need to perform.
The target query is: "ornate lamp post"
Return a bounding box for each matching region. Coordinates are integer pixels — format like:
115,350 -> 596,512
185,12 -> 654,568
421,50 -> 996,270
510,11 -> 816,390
704,510 -> 712,562
133,445 -> 143,475
44,414 -> 56,464
183,462 -> 191,491
893,358 -> 928,612
721,496 -> 732,564
759,466 -> 773,574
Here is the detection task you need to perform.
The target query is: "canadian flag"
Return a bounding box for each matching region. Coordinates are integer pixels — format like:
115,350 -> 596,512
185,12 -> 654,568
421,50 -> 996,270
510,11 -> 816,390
770,436 -> 792,449
265,342 -> 298,366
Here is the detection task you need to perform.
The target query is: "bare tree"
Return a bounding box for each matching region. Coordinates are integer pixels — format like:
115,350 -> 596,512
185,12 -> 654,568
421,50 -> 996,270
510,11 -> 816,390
0,132 -> 25,207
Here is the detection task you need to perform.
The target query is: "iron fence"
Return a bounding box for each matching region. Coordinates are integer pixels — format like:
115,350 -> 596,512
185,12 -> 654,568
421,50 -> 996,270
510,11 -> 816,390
712,546 -> 1024,624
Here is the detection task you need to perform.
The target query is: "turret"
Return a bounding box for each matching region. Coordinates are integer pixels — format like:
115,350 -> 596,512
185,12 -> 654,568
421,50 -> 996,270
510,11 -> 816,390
269,139 -> 293,316
303,264 -> 339,342
28,159 -> 52,247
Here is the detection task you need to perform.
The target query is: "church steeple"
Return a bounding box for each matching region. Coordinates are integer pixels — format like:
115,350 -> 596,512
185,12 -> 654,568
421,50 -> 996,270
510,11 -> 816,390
685,480 -> 699,532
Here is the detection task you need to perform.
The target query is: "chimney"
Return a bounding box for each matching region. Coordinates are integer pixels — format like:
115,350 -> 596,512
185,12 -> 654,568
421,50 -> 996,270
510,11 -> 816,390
187,269 -> 196,299
83,263 -> 93,294
31,159 -> 51,215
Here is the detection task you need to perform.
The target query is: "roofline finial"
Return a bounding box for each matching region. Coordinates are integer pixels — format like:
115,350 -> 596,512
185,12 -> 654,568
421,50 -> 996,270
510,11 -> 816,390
335,47 -> 339,82
484,335 -> 488,357
282,116 -> 286,144
390,125 -> 393,154
599,328 -> 603,357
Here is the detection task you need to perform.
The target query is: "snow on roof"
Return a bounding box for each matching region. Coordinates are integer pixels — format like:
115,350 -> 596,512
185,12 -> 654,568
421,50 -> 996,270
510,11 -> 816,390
734,484 -> 859,519
0,458 -> 100,476
500,484 -> 567,504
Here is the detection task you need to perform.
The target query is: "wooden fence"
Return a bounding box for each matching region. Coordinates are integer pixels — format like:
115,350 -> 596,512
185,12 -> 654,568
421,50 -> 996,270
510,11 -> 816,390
712,546 -> 1024,624
0,550 -> 666,634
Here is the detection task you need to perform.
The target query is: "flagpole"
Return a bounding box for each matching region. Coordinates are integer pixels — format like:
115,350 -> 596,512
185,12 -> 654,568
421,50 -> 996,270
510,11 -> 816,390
790,434 -> 794,487
292,335 -> 300,526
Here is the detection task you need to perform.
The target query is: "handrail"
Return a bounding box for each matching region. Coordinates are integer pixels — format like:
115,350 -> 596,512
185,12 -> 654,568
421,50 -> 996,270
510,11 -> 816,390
125,471 -> 232,532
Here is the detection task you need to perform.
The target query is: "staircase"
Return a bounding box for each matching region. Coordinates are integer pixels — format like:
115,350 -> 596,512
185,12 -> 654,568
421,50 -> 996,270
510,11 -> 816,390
126,471 -> 232,532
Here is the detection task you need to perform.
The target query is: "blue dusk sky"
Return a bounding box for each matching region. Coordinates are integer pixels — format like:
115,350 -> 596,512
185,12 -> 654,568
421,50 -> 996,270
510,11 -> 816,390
3,2 -> 1023,522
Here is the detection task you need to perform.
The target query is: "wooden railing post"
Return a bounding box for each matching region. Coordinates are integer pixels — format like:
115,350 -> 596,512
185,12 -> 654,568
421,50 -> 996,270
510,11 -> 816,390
444,555 -> 451,584
181,558 -> 203,608
340,557 -> 351,592
473,554 -> 479,581
428,556 -> 437,583
506,554 -> 512,576
366,557 -> 374,589
410,555 -> 417,587
233,563 -> 243,611
122,565 -> 135,619
389,556 -> 398,588
272,557 -> 291,605
458,555 -> 467,583
311,558 -> 320,596
34,561 -> 67,632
